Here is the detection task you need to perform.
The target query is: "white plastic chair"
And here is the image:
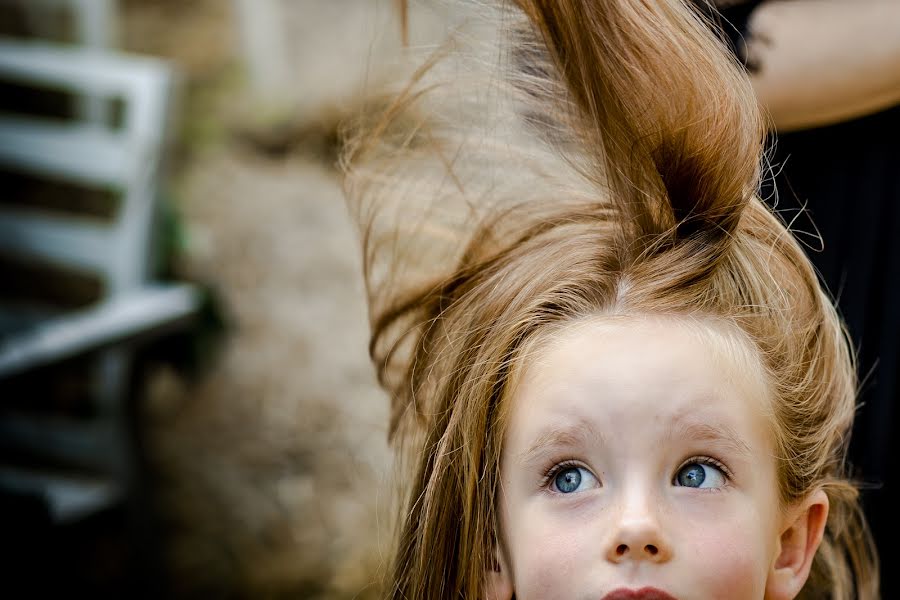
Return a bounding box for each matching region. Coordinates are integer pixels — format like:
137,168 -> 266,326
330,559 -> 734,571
0,38 -> 199,523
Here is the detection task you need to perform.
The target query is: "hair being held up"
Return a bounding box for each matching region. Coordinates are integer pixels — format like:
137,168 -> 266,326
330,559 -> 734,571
342,0 -> 879,598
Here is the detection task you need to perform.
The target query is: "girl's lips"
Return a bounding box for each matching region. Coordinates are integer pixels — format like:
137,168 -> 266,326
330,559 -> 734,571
602,588 -> 678,600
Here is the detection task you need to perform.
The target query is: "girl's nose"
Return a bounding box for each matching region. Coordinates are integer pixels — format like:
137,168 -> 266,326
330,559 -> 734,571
605,504 -> 673,564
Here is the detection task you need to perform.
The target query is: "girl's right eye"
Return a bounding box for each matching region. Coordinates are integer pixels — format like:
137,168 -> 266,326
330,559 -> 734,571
550,465 -> 599,494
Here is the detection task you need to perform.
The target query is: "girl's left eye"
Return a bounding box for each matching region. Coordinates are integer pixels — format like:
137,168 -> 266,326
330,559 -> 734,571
550,465 -> 599,494
674,460 -> 727,489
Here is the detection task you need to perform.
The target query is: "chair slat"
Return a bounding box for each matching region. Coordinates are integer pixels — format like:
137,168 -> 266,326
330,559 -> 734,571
0,37 -> 170,109
0,465 -> 122,524
0,117 -> 132,187
0,206 -> 114,273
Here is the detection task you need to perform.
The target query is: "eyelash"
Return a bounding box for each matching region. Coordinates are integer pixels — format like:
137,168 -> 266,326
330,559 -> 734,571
539,459 -> 587,490
675,455 -> 734,485
538,455 -> 734,490
680,455 -> 732,476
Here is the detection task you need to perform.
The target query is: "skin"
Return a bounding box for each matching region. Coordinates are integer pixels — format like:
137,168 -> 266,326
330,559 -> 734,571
486,316 -> 828,600
735,0 -> 900,131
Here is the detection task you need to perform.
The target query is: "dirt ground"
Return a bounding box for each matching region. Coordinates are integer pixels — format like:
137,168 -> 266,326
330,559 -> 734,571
119,1 -> 407,597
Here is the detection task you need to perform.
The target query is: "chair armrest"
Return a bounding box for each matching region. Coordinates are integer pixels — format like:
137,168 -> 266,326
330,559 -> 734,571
0,283 -> 200,379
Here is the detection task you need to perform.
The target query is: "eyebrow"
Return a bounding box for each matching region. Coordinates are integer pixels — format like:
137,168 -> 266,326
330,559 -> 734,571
668,419 -> 753,459
517,419 -> 604,466
516,414 -> 754,466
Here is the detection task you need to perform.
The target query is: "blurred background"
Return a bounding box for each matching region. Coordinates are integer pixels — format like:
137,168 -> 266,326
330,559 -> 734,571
0,0 -> 449,597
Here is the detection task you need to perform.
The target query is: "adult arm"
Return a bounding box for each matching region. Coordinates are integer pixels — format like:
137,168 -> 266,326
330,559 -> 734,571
744,0 -> 900,131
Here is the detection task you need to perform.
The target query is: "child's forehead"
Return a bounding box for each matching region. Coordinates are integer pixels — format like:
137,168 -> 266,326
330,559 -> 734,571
525,313 -> 766,379
501,314 -> 778,463
508,313 -> 775,426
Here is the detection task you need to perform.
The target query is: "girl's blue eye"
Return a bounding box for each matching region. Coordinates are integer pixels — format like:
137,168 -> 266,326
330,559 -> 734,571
552,466 -> 598,494
675,461 -> 727,489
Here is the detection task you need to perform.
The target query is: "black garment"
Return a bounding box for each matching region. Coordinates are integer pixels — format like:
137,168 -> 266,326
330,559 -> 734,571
708,1 -> 900,593
763,107 -> 900,591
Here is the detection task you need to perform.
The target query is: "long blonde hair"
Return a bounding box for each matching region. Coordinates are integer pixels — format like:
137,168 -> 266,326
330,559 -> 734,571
341,0 -> 879,597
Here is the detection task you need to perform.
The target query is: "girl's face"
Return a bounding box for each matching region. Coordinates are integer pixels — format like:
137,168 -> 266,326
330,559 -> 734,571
496,316 -> 793,600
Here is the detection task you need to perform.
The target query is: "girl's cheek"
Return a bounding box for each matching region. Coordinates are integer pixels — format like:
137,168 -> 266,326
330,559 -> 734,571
511,507 -> 595,598
687,523 -> 769,599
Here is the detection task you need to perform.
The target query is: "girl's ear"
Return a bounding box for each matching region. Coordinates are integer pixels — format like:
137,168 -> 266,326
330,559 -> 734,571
484,546 -> 514,600
765,489 -> 829,600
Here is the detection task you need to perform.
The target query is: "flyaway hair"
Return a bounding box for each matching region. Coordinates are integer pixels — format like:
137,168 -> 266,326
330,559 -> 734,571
341,1 -> 879,598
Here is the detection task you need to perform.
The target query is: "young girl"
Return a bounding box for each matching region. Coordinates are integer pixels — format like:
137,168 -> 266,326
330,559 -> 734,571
342,0 -> 880,598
